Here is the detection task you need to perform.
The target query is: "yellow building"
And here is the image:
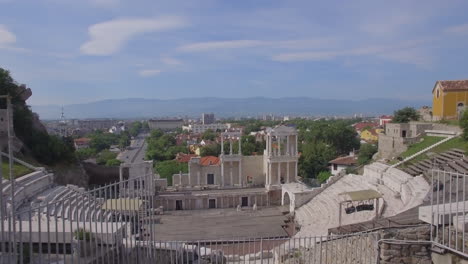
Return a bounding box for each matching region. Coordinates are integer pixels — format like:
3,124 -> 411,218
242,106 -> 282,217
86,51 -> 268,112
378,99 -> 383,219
360,128 -> 383,142
432,80 -> 468,120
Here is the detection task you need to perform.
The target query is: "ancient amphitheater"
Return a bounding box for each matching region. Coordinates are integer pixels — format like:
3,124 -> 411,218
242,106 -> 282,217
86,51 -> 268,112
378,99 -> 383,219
0,145 -> 467,263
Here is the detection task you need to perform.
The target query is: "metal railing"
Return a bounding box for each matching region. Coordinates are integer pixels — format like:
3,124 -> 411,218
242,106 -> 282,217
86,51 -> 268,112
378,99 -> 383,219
429,169 -> 468,257
0,171 -> 381,263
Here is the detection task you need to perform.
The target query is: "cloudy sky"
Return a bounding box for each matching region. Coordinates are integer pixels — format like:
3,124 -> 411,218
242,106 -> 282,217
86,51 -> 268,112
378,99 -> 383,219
1,0 -> 468,105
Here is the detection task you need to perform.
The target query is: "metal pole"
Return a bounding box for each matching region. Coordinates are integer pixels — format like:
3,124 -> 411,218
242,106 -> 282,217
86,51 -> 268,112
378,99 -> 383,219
6,95 -> 17,262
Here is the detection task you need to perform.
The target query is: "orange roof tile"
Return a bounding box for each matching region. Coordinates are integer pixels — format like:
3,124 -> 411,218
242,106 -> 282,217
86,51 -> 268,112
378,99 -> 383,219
200,156 -> 220,166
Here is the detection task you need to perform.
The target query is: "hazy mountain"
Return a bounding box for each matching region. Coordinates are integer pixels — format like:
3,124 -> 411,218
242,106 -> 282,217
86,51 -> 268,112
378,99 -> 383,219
31,97 -> 430,120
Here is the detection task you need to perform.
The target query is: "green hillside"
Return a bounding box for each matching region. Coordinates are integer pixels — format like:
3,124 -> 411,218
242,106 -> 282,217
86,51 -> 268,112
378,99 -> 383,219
1,161 -> 33,179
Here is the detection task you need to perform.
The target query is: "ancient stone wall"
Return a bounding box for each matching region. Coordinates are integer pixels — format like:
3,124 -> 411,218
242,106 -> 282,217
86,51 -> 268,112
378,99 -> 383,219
378,225 -> 432,264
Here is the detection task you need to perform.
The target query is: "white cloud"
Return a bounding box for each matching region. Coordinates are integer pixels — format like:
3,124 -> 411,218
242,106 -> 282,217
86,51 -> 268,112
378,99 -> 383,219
161,57 -> 182,66
80,17 -> 187,56
178,40 -> 265,52
0,25 -> 16,45
272,41 -> 432,67
177,38 -> 337,53
445,23 -> 468,35
272,51 -> 339,62
139,69 -> 161,77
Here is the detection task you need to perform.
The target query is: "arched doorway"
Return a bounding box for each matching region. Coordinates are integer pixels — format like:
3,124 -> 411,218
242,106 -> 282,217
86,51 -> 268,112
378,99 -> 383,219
283,192 -> 291,206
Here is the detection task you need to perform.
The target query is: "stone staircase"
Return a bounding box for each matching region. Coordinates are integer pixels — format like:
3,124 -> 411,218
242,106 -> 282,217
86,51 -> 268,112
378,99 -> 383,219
390,135 -> 458,169
403,148 -> 466,177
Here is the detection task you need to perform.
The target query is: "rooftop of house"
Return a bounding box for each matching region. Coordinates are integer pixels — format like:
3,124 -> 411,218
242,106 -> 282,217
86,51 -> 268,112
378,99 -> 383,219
175,153 -> 199,163
74,137 -> 91,145
434,80 -> 468,93
200,156 -> 220,166
353,122 -> 379,131
362,128 -> 379,136
329,155 -> 358,166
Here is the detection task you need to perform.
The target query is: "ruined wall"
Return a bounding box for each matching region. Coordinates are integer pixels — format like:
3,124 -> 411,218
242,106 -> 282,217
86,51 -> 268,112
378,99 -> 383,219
378,225 -> 432,264
242,155 -> 264,185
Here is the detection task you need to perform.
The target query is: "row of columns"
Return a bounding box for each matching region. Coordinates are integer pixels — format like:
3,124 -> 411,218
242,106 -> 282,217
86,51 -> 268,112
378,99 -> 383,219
266,161 -> 297,186
266,134 -> 298,156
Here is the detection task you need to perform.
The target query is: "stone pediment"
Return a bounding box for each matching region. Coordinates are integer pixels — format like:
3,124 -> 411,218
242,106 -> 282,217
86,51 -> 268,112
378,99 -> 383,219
267,125 -> 296,135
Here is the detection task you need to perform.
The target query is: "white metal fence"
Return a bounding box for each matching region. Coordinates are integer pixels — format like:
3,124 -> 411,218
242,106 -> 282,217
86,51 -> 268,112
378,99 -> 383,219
0,172 -> 381,263
429,169 -> 468,257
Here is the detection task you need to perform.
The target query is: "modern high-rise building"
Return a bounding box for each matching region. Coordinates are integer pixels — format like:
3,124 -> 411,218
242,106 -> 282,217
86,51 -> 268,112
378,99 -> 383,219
202,113 -> 215,124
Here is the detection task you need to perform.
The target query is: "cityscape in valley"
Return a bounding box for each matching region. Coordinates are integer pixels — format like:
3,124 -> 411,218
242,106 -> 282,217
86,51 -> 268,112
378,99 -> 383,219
2,1 -> 468,263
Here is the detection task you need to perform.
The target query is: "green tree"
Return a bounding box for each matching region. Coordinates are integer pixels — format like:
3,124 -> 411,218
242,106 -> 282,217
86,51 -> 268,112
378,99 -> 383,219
1,68 -> 75,165
358,144 -> 378,165
88,131 -> 119,152
96,150 -> 118,165
154,160 -> 188,186
118,131 -> 131,149
461,110 -> 468,140
317,171 -> 332,183
75,148 -> 97,161
129,121 -> 143,137
393,107 -> 420,123
200,144 -> 221,157
105,159 -> 122,167
299,141 -> 336,179
201,129 -> 216,141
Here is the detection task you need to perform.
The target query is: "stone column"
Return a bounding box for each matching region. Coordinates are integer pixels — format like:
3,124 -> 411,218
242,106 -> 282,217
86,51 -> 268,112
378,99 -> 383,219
295,135 -> 298,155
277,162 -> 281,185
287,162 -> 290,183
230,161 -> 233,186
229,139 -> 233,155
238,138 -> 242,155
221,135 -> 224,154
239,160 -> 242,187
221,160 -> 225,187
286,135 -> 290,156
267,162 -> 271,186
277,136 -> 280,156
197,171 -> 200,186
295,161 -> 298,180
187,170 -> 191,186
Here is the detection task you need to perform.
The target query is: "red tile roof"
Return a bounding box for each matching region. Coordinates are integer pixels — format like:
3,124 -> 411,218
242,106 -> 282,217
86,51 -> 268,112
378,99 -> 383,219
329,156 -> 357,166
74,138 -> 91,145
353,122 -> 379,131
175,153 -> 199,163
200,156 -> 220,166
433,80 -> 468,93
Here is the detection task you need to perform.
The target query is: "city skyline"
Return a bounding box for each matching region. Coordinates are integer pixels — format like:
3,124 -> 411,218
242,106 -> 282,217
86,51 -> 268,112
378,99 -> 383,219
1,0 -> 468,105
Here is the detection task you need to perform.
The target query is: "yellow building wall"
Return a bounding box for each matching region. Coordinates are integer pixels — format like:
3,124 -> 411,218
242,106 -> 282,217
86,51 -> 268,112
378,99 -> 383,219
432,84 -> 444,119
444,91 -> 468,119
433,85 -> 468,120
360,130 -> 378,142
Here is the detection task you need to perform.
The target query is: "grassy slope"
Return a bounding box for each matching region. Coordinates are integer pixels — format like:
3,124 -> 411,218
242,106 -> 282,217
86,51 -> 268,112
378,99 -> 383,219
400,136 -> 444,158
1,161 -> 33,179
403,136 -> 468,166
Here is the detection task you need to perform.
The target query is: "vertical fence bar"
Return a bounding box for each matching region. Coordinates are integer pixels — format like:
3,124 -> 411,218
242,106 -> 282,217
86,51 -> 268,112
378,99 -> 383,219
47,201 -> 51,263
430,170 -> 439,241
456,172 -> 460,251
443,171 -> 446,245
449,170 -> 453,248
464,172 -> 466,254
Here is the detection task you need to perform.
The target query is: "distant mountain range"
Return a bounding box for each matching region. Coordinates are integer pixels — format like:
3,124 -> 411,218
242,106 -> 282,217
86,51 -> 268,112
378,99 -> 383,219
31,97 -> 430,120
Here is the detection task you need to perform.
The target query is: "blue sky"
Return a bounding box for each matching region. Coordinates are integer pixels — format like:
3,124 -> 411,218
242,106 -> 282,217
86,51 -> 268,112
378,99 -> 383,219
1,0 -> 468,105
